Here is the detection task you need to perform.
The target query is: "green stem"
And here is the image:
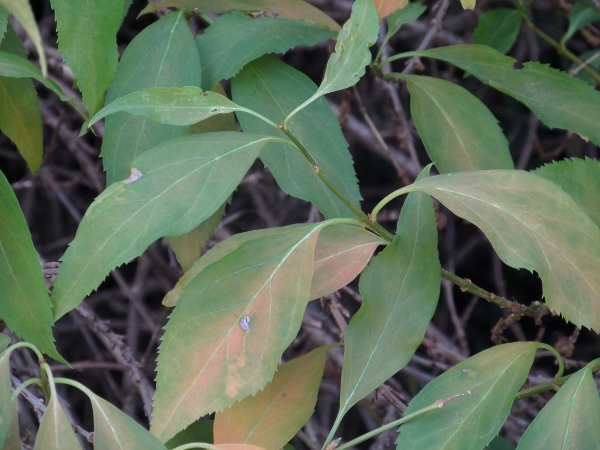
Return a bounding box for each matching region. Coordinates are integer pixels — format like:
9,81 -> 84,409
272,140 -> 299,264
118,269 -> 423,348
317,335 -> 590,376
537,343 -> 565,378
331,391 -> 471,449
11,378 -> 42,402
517,8 -> 600,84
280,127 -> 394,241
5,341 -> 44,361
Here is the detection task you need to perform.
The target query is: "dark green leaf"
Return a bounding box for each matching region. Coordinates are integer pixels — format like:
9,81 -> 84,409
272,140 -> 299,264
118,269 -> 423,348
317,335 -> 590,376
101,11 -> 201,185
52,133 -> 269,320
534,158 -> 600,230
517,363 -> 600,449
152,223 -> 325,442
0,171 -> 62,361
473,9 -> 521,54
383,3 -> 427,48
396,170 -> 600,331
91,87 -> 251,127
403,45 -> 600,146
0,6 -> 7,43
139,0 -> 341,31
50,0 -> 123,116
214,345 -> 334,449
563,0 -> 600,44
232,55 -> 361,219
396,342 -> 538,449
0,27 -> 42,173
336,182 -> 440,428
165,420 -> 214,449
488,436 -> 516,450
197,12 -> 335,90
402,74 -> 514,173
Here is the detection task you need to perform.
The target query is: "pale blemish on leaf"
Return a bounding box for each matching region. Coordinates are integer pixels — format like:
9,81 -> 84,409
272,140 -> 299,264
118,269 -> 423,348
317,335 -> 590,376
240,315 -> 251,331
124,167 -> 143,184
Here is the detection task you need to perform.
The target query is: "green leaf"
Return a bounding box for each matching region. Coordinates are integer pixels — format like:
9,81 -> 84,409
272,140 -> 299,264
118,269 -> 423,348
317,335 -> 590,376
460,0 -> 476,9
197,12 -> 335,90
0,6 -> 8,43
86,390 -> 166,449
401,74 -> 514,173
34,380 -> 81,450
187,82 -> 238,135
50,0 -> 123,116
139,0 -> 341,31
289,0 -> 378,116
383,3 -> 427,48
570,49 -> 600,85
534,158 -> 600,230
152,223 -> 326,442
396,342 -> 538,449
232,55 -> 361,219
473,9 -> 521,54
562,0 -> 600,44
101,11 -> 201,185
488,436 -> 516,450
214,345 -> 334,449
0,347 -> 14,446
165,420 -> 214,449
91,87 -> 252,127
402,45 -> 600,146
51,132 -> 269,320
0,0 -> 46,74
336,183 -> 440,429
0,27 -> 42,173
396,170 -> 600,331
0,171 -> 62,361
0,336 -> 9,353
517,363 -> 600,449
1,397 -> 19,450
309,225 -> 385,300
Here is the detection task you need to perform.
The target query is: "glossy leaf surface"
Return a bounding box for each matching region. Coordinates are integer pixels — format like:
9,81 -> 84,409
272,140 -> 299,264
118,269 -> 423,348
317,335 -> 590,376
91,87 -> 250,127
396,342 -> 538,449
398,170 -> 600,330
0,0 -> 46,74
52,133 -> 269,319
337,186 -> 440,427
101,11 -> 201,184
0,27 -> 42,173
232,56 -> 361,219
214,345 -> 333,449
139,0 -> 340,31
197,12 -> 335,89
517,363 -> 600,450
311,0 -> 378,100
473,8 -> 521,54
404,45 -> 600,146
534,158 -> 600,229
34,380 -> 81,450
152,223 -> 325,441
403,74 -> 514,173
51,0 -> 122,116
0,171 -> 61,361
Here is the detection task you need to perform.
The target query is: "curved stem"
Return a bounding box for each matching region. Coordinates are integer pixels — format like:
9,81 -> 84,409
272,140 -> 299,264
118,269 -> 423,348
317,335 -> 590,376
11,377 -> 42,402
5,342 -> 44,361
537,343 -> 565,378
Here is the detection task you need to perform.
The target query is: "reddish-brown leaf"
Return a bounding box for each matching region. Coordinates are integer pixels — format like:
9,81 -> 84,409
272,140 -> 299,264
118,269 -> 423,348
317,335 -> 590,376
374,0 -> 408,18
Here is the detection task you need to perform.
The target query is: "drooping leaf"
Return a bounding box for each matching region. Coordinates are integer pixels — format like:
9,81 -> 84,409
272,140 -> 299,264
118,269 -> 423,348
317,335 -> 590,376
401,45 -> 600,146
0,6 -> 8,43
91,87 -> 253,127
473,8 -> 521,54
196,11 -> 335,90
0,27 -> 42,173
84,389 -> 167,450
51,132 -> 269,320
309,225 -> 385,300
460,0 -> 476,9
165,420 -> 214,449
394,170 -> 600,330
374,0 -> 408,19
152,223 -> 326,442
1,397 -> 19,450
335,182 -> 440,431
101,11 -> 201,185
562,0 -> 600,44
517,362 -> 600,450
534,158 -> 600,230
0,0 -> 46,74
139,0 -> 340,31
401,74 -> 514,173
50,0 -> 123,116
396,342 -> 538,449
0,347 -> 14,446
383,2 -> 427,47
292,0 -> 378,113
232,55 -> 361,219
0,171 -> 62,361
34,378 -> 81,450
214,345 -> 334,449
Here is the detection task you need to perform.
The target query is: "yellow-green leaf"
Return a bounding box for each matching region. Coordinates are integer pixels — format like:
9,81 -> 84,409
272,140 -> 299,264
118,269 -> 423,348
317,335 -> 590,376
34,380 -> 81,449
